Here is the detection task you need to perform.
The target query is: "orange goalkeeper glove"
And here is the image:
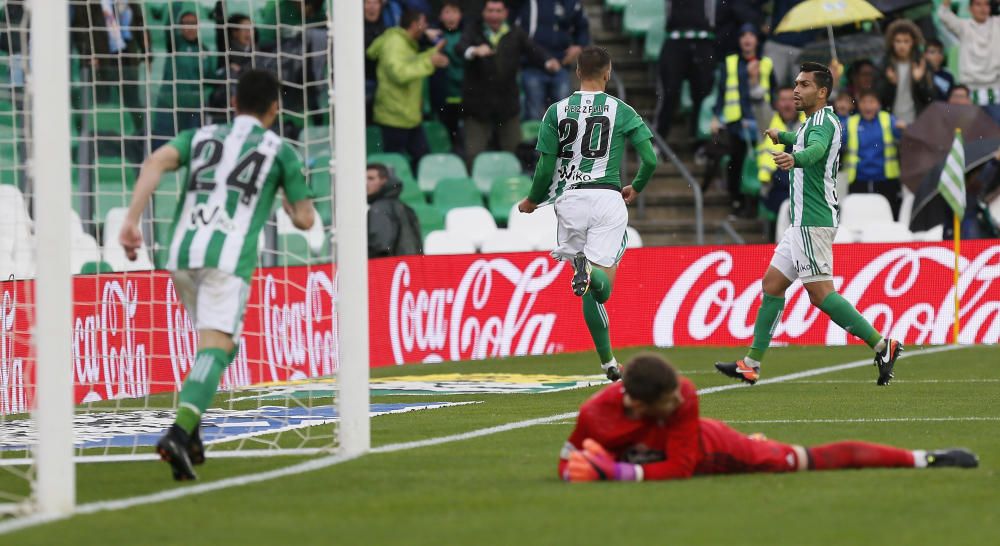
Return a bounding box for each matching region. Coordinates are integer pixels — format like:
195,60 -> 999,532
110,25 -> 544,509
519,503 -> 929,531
564,439 -> 640,482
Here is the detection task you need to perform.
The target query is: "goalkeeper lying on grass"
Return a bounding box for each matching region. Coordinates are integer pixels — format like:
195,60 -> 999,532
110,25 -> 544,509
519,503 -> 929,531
559,354 -> 978,482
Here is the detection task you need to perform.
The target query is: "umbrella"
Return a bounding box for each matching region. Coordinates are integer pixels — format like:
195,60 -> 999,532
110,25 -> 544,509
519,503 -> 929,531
909,138 -> 1000,231
776,0 -> 884,62
870,0 -> 929,13
899,102 -> 1000,193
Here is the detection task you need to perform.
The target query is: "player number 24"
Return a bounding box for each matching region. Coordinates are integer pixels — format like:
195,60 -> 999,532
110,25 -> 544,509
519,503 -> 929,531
188,138 -> 265,205
558,116 -> 611,159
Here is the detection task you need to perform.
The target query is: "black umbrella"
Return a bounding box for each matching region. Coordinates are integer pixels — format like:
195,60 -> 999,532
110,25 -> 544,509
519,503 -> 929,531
909,138 -> 1000,231
870,0 -> 932,14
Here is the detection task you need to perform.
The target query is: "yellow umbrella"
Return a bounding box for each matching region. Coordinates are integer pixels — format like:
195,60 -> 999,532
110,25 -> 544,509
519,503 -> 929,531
775,0 -> 884,63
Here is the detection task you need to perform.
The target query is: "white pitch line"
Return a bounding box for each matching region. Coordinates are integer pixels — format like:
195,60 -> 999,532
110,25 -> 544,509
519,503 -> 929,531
0,344 -> 965,536
780,379 -> 1000,384
726,416 -> 1000,424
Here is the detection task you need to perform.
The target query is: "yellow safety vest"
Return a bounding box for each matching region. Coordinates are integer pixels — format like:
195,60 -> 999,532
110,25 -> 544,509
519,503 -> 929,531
723,54 -> 773,123
757,112 -> 806,183
844,111 -> 900,183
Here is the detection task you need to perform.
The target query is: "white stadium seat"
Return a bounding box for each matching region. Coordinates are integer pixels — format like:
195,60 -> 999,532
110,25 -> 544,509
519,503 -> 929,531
276,207 -> 327,253
898,186 -> 915,227
423,230 -> 477,255
858,222 -> 914,243
834,227 -> 860,244
70,232 -> 102,274
775,199 -> 791,239
102,208 -> 154,271
625,225 -> 643,248
507,203 -> 558,250
0,185 -> 35,279
445,206 -> 497,248
480,229 -> 534,253
912,224 -> 944,242
840,194 -> 894,227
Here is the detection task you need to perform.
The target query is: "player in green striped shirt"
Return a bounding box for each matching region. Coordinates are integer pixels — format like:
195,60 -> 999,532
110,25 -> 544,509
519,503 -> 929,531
119,70 -> 316,480
716,62 -> 903,387
517,46 -> 657,381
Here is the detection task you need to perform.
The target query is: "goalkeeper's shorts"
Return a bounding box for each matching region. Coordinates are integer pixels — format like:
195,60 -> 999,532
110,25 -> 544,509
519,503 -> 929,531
171,268 -> 250,342
552,186 -> 628,268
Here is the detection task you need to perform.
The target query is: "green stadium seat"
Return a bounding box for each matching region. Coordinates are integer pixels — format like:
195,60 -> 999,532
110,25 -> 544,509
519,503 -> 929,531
399,176 -> 425,206
605,0 -> 628,13
623,0 -> 665,37
90,105 -> 137,136
366,125 -> 383,154
308,167 -> 333,225
488,175 -> 532,225
644,25 -> 666,62
368,152 -> 413,182
277,233 -> 311,266
417,152 -> 467,193
680,80 -> 693,114
423,121 -> 452,154
521,119 -> 541,144
0,127 -> 20,186
153,170 -> 185,267
301,124 -> 333,158
432,177 -> 482,215
408,201 -> 444,239
471,151 -> 521,193
93,157 -> 137,226
79,261 -> 115,275
696,90 -> 717,141
0,99 -> 17,128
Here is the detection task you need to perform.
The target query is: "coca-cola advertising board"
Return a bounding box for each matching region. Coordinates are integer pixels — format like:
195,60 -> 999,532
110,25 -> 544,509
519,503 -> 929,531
2,241 -> 998,415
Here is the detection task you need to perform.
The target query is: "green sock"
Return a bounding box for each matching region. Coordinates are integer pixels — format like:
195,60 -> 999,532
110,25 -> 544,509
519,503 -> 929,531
175,348 -> 231,434
589,268 -> 612,304
747,293 -> 785,363
582,292 -> 614,364
819,292 -> 883,349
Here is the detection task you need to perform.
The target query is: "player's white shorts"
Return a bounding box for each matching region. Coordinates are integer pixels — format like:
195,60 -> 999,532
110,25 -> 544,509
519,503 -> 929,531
552,186 -> 629,268
171,268 -> 250,341
770,226 -> 836,284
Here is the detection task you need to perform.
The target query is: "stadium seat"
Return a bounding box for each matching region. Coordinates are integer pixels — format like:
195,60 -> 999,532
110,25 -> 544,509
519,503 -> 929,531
153,171 -> 184,261
423,121 -> 452,154
102,208 -> 154,271
507,202 -> 557,250
71,232 -> 103,275
912,224 -> 944,241
604,0 -> 628,13
480,229 -> 534,253
368,152 -> 414,182
898,187 -> 915,227
840,194 -> 894,226
301,124 -> 333,158
521,119 -> 541,144
445,206 -> 497,248
90,105 -> 136,136
623,0 -> 665,37
423,230 -> 477,255
472,151 -> 521,193
409,201 -> 445,238
644,25 -> 666,62
432,177 -> 482,215
696,90 -> 717,141
366,125 -> 384,154
93,157 -> 137,228
488,175 -> 532,225
626,225 -> 643,248
79,261 -> 115,275
276,207 -> 327,254
308,167 -> 334,226
0,126 -> 21,185
0,185 -> 33,278
276,233 -> 312,266
399,176 -> 426,206
418,152 -> 467,193
858,222 -> 914,243
835,226 -> 859,243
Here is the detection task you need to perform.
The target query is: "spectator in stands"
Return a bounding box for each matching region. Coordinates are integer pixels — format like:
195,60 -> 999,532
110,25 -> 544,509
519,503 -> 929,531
844,90 -> 906,220
381,0 -> 405,28
715,0 -> 766,59
763,0 -> 816,86
365,0 -> 386,121
71,1 -> 149,135
208,14 -> 254,123
878,19 -> 935,125
257,0 -> 326,50
152,9 -> 215,148
0,1 -> 25,91
938,0 -> 1000,106
514,0 -> 591,121
833,92 -> 854,123
949,84 -> 973,105
656,0 -> 717,146
712,24 -> 777,217
846,59 -> 878,99
368,9 -> 450,164
367,163 -> 423,257
924,38 -> 954,101
457,0 -> 560,168
752,86 -> 802,235
429,1 -> 465,149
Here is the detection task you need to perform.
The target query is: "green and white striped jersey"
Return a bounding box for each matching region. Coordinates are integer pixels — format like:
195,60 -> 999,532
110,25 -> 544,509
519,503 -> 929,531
779,105 -> 842,227
535,91 -> 652,202
164,115 -> 311,280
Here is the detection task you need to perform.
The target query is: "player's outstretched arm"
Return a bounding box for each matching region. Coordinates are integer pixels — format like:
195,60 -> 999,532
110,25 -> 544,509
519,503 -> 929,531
791,121 -> 833,168
120,144 -> 180,260
518,152 -> 557,213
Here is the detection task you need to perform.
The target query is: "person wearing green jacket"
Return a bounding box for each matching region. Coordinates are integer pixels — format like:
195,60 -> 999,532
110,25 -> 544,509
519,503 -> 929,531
367,9 -> 450,164
152,9 -> 215,148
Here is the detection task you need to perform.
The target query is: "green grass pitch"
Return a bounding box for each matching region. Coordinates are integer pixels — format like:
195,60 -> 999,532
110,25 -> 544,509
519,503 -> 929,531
3,345 -> 1000,545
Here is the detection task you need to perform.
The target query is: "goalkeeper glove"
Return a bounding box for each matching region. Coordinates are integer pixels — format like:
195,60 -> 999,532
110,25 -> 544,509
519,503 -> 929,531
564,439 -> 640,482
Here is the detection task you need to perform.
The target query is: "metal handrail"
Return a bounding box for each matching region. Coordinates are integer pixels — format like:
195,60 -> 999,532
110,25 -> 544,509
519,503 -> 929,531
719,219 -> 745,245
649,128 -> 705,246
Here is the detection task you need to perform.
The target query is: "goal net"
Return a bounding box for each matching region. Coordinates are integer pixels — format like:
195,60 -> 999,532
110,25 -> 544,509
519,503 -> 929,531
1,0 -> 368,518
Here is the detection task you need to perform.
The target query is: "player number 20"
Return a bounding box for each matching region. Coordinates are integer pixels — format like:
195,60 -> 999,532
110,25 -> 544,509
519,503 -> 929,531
558,116 -> 611,159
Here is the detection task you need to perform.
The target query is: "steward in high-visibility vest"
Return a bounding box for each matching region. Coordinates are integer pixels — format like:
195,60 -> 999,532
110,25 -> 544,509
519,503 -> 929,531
757,111 -> 807,185
842,91 -> 905,220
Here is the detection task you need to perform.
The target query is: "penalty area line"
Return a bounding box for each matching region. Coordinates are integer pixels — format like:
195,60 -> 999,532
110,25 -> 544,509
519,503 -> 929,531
0,344 -> 965,536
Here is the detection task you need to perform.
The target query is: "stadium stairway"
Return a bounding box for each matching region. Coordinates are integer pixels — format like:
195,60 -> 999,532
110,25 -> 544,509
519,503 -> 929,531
584,0 -> 768,246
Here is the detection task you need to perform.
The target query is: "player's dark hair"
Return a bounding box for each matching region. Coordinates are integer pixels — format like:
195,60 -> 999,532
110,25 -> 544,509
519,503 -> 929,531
235,69 -> 280,116
367,163 -> 390,180
400,9 -> 425,29
799,62 -> 833,99
949,84 -> 971,100
622,354 -> 679,404
577,46 -> 612,80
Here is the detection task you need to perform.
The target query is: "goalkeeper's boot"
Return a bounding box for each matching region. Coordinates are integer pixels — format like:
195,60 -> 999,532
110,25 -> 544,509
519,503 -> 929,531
874,339 -> 903,386
926,448 -> 979,469
715,359 -> 760,385
571,252 -> 591,297
188,425 -> 205,466
602,361 -> 621,382
156,424 -> 198,481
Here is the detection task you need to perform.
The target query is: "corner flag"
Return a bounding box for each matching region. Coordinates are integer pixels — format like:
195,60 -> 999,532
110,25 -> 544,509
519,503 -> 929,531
938,129 -> 965,218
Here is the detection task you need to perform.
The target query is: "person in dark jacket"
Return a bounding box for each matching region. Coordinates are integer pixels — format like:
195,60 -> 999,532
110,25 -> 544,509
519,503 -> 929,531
429,1 -> 466,149
514,0 -> 591,121
208,13 -> 255,123
456,0 -> 560,168
368,163 -> 423,258
714,0 -> 765,59
365,0 -> 386,121
655,0 -> 718,145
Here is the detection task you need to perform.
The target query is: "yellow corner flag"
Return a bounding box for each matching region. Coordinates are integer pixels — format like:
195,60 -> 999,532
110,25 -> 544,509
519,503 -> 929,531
938,129 -> 964,344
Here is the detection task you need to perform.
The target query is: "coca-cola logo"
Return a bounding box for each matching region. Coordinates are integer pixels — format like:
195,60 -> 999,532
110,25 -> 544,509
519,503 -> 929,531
72,280 -> 149,402
262,270 -> 338,381
654,247 -> 1000,346
1,290 -> 27,414
388,258 -> 564,364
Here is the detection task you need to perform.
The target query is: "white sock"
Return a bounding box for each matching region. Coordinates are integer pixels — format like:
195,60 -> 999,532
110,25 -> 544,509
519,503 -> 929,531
744,356 -> 761,369
912,450 -> 928,468
601,358 -> 618,371
874,337 -> 887,354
